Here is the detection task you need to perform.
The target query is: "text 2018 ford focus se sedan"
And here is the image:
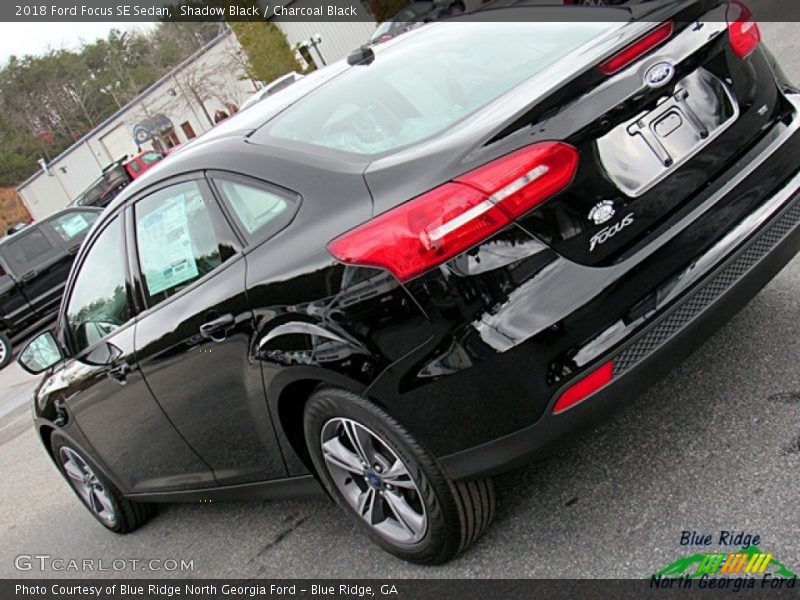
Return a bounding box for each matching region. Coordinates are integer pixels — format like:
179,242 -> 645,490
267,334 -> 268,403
19,2 -> 800,564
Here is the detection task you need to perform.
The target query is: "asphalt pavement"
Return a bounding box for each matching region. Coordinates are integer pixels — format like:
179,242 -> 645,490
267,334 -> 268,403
0,22 -> 797,580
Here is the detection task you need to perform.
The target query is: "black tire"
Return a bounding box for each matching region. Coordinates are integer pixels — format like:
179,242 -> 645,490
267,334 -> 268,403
0,331 -> 12,370
51,433 -> 155,533
304,386 -> 494,564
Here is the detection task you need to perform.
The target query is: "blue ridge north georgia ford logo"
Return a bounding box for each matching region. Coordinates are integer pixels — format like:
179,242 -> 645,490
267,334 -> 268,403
588,200 -> 616,225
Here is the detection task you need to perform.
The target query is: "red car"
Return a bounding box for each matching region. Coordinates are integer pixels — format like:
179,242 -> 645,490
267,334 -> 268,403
123,151 -> 164,180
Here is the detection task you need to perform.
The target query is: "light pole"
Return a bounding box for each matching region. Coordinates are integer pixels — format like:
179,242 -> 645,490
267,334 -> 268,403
100,81 -> 123,110
307,34 -> 326,66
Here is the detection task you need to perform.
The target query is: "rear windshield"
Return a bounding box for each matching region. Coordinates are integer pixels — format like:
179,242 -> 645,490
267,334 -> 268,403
269,21 -> 616,155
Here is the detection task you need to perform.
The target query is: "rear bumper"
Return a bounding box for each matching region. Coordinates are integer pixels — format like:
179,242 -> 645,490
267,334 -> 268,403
441,167 -> 800,481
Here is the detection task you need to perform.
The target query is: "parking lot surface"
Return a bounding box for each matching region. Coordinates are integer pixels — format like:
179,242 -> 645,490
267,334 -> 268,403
0,23 -> 798,580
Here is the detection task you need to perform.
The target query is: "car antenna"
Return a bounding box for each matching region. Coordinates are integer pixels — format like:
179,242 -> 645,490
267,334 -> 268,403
347,45 -> 375,66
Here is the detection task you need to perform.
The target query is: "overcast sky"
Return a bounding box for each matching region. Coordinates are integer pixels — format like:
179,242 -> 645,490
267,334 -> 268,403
0,22 -> 154,65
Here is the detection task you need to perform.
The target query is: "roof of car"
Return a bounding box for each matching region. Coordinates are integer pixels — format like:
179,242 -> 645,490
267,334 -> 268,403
100,60 -> 354,216
100,5 -> 642,218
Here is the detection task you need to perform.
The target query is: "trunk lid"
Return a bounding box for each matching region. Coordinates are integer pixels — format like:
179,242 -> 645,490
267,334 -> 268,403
359,2 -> 789,269
508,1 -> 788,265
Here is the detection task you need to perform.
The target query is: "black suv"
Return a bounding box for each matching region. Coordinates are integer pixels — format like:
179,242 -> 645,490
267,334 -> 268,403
0,208 -> 100,368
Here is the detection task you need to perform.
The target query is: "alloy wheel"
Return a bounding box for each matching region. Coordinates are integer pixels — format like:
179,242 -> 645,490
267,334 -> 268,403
59,446 -> 117,526
320,417 -> 427,544
0,337 -> 6,365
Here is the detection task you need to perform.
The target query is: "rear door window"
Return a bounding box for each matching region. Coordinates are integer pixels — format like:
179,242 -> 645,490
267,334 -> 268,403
210,175 -> 299,241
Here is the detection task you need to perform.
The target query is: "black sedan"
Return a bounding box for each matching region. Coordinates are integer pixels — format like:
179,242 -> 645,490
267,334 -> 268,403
19,2 -> 800,564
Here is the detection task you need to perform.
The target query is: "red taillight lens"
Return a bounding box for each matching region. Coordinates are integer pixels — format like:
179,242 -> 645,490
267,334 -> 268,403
552,361 -> 614,415
728,1 -> 760,59
599,22 -> 674,75
455,142 -> 579,218
328,142 -> 579,282
329,183 -> 507,282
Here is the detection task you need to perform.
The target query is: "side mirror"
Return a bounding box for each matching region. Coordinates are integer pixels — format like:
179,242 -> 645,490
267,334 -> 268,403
18,331 -> 63,375
83,341 -> 123,367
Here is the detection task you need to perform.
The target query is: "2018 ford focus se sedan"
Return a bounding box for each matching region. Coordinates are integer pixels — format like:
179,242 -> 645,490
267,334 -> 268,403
19,2 -> 800,564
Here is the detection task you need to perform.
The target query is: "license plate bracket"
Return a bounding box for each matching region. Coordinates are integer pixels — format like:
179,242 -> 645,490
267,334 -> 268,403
597,68 -> 739,197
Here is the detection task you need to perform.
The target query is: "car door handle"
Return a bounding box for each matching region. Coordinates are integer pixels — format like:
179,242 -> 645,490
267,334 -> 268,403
199,314 -> 235,342
107,362 -> 129,385
20,269 -> 39,282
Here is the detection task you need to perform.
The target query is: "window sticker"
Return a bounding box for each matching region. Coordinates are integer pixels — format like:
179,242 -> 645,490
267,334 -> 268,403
58,214 -> 89,239
138,194 -> 199,296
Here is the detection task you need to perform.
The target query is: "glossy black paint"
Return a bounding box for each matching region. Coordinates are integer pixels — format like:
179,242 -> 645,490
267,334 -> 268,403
29,7 -> 800,502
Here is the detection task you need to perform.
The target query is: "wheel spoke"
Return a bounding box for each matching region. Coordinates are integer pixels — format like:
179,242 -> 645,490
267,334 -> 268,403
356,487 -> 377,525
322,437 -> 364,474
88,489 -> 102,513
342,421 -> 372,466
92,489 -> 115,515
62,459 -> 84,483
384,490 -> 425,538
74,481 -> 92,506
382,459 -> 416,489
70,451 -> 89,471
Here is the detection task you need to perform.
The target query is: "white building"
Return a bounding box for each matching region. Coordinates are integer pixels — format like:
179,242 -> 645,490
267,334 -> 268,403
17,17 -> 377,219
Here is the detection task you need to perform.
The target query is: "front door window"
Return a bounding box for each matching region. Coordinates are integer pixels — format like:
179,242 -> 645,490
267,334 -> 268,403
64,217 -> 130,353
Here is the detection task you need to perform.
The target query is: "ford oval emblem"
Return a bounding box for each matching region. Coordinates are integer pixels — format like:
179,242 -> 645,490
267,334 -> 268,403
644,62 -> 675,89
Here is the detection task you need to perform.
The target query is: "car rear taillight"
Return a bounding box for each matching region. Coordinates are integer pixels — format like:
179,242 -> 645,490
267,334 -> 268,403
327,142 -> 579,282
728,1 -> 760,59
552,361 -> 614,414
599,22 -> 674,75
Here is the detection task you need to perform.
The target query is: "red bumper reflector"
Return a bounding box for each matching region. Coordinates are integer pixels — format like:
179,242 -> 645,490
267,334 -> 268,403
552,361 -> 614,414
